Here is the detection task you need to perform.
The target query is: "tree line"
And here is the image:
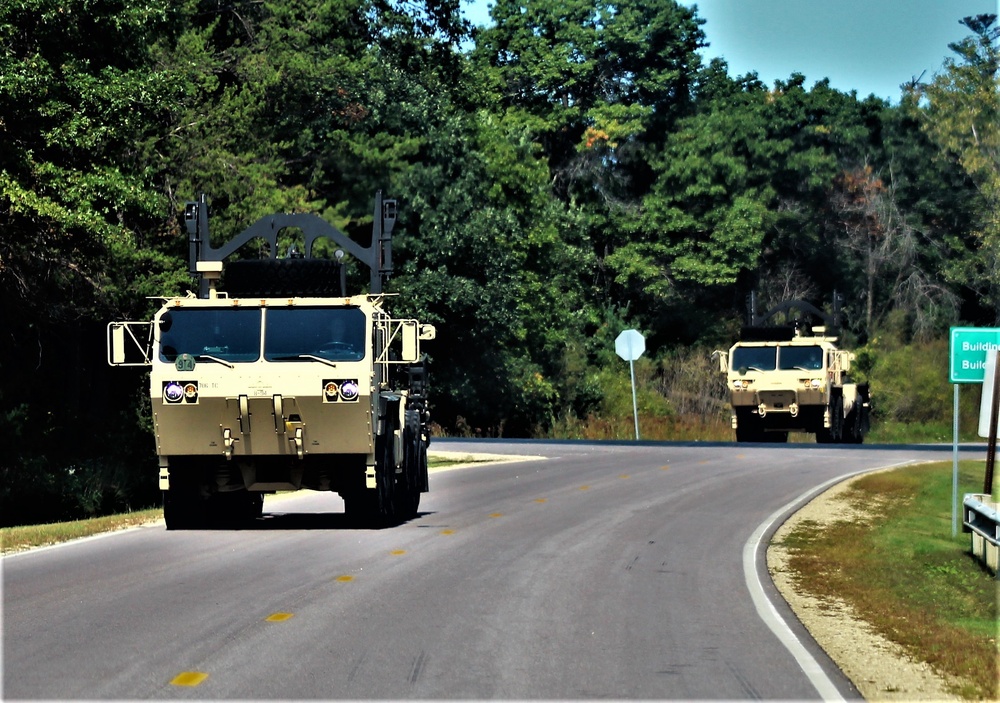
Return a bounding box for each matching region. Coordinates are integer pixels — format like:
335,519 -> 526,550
1,0 -> 997,525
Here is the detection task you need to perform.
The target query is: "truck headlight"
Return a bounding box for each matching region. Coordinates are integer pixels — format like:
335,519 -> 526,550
340,380 -> 359,401
163,382 -> 184,403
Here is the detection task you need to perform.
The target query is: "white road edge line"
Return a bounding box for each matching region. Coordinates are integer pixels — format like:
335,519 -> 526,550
742,460 -> 916,702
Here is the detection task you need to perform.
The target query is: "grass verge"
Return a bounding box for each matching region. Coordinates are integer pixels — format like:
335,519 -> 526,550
776,460 -> 999,700
1,509 -> 164,555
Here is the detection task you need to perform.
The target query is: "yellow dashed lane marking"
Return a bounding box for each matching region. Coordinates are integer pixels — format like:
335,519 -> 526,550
489,512 -> 503,518
534,498 -> 547,503
619,474 -> 630,479
390,549 -> 406,556
579,485 -> 590,490
660,465 -> 670,471
266,612 -> 293,622
170,672 -> 208,687
440,529 -> 455,535
335,575 -> 355,582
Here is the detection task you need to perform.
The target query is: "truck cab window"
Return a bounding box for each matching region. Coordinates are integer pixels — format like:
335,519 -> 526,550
264,307 -> 366,362
731,346 -> 776,372
778,345 -> 824,370
158,308 -> 261,363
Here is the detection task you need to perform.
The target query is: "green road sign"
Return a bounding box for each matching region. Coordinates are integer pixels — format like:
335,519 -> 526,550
950,327 -> 1000,383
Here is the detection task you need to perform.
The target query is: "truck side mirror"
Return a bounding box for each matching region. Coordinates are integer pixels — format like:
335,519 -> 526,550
107,321 -> 154,366
111,324 -> 126,365
712,350 -> 728,373
401,321 -> 419,363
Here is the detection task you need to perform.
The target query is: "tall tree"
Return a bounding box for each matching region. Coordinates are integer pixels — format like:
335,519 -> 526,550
914,14 -> 1000,320
609,69 -> 887,343
473,0 -> 705,201
0,0 -> 189,524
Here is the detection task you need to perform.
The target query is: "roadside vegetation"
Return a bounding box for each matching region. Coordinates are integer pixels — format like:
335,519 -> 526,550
776,460 -> 999,700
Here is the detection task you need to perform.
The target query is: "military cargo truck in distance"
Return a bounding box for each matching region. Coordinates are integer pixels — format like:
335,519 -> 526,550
714,295 -> 871,444
107,192 -> 436,529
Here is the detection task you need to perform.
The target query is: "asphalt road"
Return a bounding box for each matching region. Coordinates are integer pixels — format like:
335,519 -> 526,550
3,440 -> 985,700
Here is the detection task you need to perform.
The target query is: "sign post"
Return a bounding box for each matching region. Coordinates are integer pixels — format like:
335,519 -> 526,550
949,327 -> 1000,535
615,329 -> 645,440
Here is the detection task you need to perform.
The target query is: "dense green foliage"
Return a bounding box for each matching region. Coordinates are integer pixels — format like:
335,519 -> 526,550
1,1 -> 997,525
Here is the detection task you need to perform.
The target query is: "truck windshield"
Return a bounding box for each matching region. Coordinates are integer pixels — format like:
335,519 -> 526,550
731,346 -> 776,372
778,345 -> 824,370
264,307 -> 366,362
158,308 -> 262,363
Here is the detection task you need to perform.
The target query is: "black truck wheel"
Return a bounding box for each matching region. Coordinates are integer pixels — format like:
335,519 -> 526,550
345,433 -> 398,527
163,489 -> 206,530
393,410 -> 423,520
734,408 -> 764,442
816,394 -> 844,444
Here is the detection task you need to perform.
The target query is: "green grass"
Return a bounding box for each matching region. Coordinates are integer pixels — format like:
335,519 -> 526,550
776,460 -> 999,700
867,419 -> 982,444
1,508 -> 164,554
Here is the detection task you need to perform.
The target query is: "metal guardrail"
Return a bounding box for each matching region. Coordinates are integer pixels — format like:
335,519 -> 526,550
963,493 -> 999,575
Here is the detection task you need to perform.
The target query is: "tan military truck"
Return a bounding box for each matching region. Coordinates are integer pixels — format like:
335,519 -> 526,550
108,192 -> 435,528
714,296 -> 870,443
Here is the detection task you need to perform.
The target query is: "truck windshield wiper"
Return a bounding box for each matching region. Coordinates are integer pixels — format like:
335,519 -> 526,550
270,354 -> 338,368
195,354 -> 235,368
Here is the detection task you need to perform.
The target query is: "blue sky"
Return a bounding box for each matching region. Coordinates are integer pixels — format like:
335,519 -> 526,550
461,0 -> 999,103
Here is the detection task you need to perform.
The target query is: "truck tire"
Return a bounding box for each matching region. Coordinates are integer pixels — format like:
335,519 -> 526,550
345,433 -> 397,527
163,489 -> 206,530
816,394 -> 844,444
393,411 -> 423,520
734,408 -> 764,442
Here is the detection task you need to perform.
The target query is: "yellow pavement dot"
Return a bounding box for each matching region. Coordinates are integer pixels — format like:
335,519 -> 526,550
489,512 -> 503,518
266,612 -> 294,622
579,485 -> 590,490
534,498 -> 547,503
170,672 -> 208,687
619,474 -> 630,479
335,575 -> 355,582
736,454 -> 746,459
390,549 -> 406,556
698,460 -> 710,465
660,465 -> 670,471
440,529 -> 455,535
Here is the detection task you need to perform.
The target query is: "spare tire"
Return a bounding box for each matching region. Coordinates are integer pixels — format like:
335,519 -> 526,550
223,259 -> 342,297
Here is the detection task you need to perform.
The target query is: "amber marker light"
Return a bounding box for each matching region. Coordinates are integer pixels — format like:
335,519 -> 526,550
324,381 -> 339,400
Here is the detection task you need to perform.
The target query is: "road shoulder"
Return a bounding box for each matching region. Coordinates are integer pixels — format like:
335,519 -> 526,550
767,472 -> 967,701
